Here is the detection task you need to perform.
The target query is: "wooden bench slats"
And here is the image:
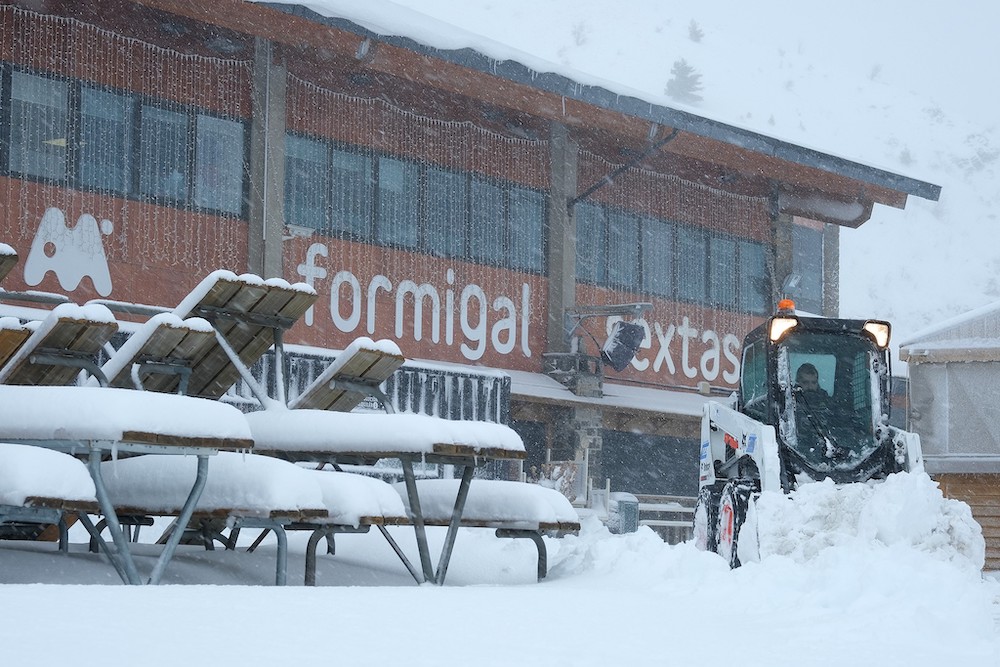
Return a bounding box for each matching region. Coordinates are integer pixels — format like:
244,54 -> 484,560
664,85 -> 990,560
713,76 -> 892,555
293,342 -> 404,412
23,496 -> 100,513
107,322 -> 217,392
180,278 -> 315,399
0,327 -> 30,368
119,430 -> 253,451
2,316 -> 117,386
114,507 -> 329,522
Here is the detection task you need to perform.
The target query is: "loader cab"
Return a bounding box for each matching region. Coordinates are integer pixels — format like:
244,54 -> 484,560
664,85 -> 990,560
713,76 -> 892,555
738,304 -> 896,484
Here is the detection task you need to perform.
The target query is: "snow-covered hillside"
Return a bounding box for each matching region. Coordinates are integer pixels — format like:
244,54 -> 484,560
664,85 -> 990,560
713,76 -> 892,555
277,0 -> 1000,356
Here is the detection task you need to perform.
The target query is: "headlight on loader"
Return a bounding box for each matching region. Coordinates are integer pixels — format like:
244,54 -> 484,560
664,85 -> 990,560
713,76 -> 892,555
863,320 -> 891,348
769,317 -> 798,342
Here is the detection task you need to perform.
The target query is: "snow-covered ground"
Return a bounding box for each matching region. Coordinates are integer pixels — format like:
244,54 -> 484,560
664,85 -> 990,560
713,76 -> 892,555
1,471 -> 998,666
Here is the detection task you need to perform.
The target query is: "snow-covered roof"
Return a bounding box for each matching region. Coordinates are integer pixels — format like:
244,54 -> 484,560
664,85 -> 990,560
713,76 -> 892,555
900,299 -> 1000,362
507,368 -> 711,419
257,1 -> 939,202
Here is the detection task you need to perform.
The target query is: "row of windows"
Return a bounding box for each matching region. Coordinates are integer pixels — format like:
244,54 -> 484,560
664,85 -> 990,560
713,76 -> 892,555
576,201 -> 771,314
284,134 -> 547,273
1,67 -> 246,215
1,65 -> 775,316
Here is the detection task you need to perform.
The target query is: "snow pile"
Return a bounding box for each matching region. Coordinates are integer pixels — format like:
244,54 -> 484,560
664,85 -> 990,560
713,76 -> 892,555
310,469 -> 408,526
247,408 -> 525,455
0,386 -> 252,442
0,443 -> 96,505
753,472 -> 985,571
394,479 -> 579,525
101,453 -> 324,514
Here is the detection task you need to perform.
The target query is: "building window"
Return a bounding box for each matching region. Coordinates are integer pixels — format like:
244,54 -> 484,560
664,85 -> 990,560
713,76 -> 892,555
376,156 -> 419,248
425,166 -> 467,258
285,135 -> 329,231
3,67 -> 248,217
9,71 -> 68,181
282,135 -> 545,272
331,148 -> 372,239
139,104 -> 189,202
677,224 -> 707,303
738,240 -> 770,315
510,185 -> 545,272
79,86 -> 132,193
641,216 -> 673,297
470,177 -> 506,265
792,224 -> 824,314
194,114 -> 244,214
576,202 -> 606,284
607,210 -> 640,289
709,236 -> 738,309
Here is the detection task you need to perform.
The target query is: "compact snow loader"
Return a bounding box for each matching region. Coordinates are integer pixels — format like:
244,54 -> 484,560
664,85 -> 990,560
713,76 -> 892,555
694,300 -> 924,567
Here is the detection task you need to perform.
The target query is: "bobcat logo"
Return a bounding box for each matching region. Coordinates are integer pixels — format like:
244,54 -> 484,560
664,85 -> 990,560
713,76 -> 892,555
23,208 -> 114,296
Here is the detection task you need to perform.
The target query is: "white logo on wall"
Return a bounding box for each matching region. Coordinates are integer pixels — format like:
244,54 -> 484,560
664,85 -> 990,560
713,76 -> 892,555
23,208 -> 114,297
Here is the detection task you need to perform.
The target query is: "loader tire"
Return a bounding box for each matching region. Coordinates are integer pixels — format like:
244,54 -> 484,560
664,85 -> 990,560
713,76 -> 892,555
716,481 -> 753,568
693,485 -> 722,552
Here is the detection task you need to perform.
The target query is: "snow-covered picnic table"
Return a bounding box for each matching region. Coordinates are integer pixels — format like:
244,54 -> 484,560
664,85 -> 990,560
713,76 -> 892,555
0,385 -> 252,584
247,406 -> 529,584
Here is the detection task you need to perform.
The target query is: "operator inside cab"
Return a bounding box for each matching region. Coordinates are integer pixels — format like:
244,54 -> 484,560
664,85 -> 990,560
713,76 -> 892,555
794,363 -> 827,399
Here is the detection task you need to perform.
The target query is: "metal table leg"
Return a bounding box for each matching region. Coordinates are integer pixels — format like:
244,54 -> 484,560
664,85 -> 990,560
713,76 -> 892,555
401,460 -> 433,583
435,465 -> 474,585
147,454 -> 210,585
87,449 -> 142,585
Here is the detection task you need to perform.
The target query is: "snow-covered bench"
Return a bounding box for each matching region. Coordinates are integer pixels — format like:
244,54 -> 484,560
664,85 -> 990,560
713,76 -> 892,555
94,453 -> 411,585
170,270 -> 316,402
0,443 -> 98,553
247,406 -> 530,584
0,302 -> 118,386
96,312 -> 217,394
0,384 -> 253,585
394,479 -> 581,581
290,336 -> 405,412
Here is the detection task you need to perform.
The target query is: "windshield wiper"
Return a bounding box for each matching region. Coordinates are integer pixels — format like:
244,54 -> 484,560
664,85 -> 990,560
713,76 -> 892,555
793,387 -> 849,461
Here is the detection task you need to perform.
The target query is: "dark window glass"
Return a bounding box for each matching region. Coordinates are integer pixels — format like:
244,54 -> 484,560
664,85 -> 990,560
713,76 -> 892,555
738,240 -> 770,315
677,225 -> 706,302
741,340 -> 767,420
576,202 -> 605,283
792,224 -> 824,314
331,149 -> 372,238
9,72 -> 68,180
79,87 -> 131,193
284,135 -> 329,231
710,236 -> 737,308
607,210 -> 639,288
470,178 -> 505,264
425,167 -> 467,258
641,217 -> 673,296
194,115 -> 244,214
510,186 -> 545,272
139,105 -> 188,201
376,157 -> 419,248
